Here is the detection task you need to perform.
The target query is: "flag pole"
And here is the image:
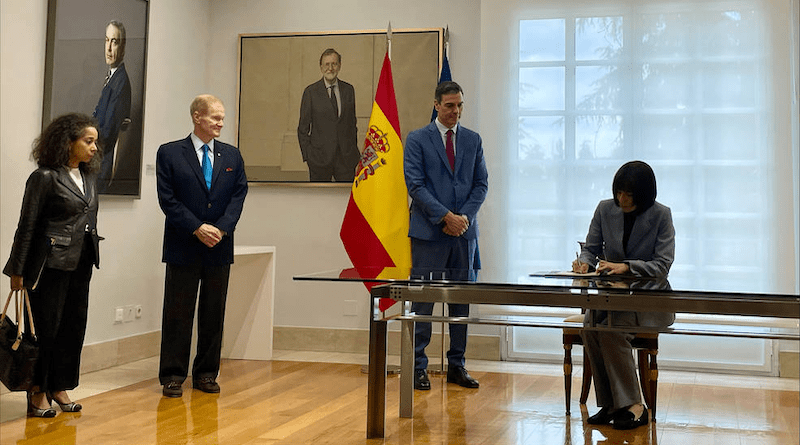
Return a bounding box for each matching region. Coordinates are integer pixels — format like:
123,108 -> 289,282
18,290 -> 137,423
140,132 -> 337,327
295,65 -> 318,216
444,25 -> 449,61
387,22 -> 392,61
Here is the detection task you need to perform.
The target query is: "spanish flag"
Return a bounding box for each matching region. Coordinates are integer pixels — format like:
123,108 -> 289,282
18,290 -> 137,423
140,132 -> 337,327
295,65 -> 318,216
340,51 -> 410,311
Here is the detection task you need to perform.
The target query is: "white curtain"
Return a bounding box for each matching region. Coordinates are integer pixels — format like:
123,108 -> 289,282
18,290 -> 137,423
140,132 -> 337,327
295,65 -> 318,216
479,0 -> 798,293
477,0 -> 799,370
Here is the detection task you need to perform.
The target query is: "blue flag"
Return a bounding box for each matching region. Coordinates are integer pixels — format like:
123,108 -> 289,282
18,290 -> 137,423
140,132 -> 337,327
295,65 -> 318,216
430,52 -> 452,122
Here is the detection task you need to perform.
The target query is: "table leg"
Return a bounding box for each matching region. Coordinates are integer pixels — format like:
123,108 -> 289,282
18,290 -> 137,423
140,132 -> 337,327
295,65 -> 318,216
367,313 -> 387,438
400,317 -> 414,418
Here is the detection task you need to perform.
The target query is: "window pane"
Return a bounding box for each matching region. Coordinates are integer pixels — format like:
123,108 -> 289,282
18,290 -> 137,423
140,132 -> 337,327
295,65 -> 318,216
703,114 -> 757,160
518,116 -> 564,161
575,16 -> 623,61
702,63 -> 756,108
697,9 -> 759,57
641,63 -> 693,109
638,116 -> 693,160
576,65 -> 621,110
575,115 -> 623,159
704,166 -> 762,213
638,13 -> 692,58
520,19 -> 565,62
520,67 -> 565,110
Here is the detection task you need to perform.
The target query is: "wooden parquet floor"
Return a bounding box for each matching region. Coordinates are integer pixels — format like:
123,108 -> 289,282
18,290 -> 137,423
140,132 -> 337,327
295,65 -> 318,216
1,359 -> 798,444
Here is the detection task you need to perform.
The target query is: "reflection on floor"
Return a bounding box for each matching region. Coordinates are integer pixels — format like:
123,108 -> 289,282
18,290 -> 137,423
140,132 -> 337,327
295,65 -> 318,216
0,350 -> 797,444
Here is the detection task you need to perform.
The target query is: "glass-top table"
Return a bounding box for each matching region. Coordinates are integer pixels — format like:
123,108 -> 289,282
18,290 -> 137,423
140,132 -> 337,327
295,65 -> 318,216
294,267 -> 800,438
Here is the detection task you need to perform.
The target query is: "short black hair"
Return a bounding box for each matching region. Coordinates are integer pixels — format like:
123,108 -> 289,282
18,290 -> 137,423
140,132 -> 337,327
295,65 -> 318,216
612,160 -> 657,213
435,81 -> 463,103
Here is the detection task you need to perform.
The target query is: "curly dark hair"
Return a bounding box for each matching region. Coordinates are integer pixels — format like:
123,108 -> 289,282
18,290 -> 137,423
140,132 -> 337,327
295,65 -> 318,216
32,113 -> 101,173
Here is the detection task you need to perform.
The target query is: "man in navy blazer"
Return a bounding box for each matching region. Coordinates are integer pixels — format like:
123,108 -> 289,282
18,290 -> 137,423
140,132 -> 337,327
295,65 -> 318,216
156,94 -> 248,398
404,81 -> 489,391
93,21 -> 131,193
297,48 -> 360,182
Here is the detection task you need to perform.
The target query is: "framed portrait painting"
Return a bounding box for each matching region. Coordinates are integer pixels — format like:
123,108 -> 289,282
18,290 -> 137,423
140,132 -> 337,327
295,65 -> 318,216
43,0 -> 149,197
237,28 -> 443,184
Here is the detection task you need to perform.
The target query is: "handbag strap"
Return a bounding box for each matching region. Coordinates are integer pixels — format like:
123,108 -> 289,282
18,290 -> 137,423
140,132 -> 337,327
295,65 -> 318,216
0,289 -> 14,324
2,289 -> 37,350
22,289 -> 37,340
11,289 -> 24,350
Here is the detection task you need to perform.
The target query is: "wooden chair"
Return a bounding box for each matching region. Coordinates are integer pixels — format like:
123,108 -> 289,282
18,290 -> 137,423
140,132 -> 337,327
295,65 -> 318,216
562,314 -> 660,421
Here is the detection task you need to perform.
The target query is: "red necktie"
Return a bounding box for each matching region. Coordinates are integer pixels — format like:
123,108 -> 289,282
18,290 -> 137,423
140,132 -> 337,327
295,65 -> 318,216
445,129 -> 455,171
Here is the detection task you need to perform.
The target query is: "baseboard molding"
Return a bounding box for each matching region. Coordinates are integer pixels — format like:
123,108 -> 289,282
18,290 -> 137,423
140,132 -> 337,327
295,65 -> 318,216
272,326 -> 500,360
80,331 -> 161,374
1,331 -> 160,395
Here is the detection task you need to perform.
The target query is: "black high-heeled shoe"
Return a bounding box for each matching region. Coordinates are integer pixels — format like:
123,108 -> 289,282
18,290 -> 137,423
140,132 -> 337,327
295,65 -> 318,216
49,392 -> 82,412
27,392 -> 56,418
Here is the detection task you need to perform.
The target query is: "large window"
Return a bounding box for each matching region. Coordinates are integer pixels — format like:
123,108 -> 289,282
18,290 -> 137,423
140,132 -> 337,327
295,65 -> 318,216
512,8 -> 771,288
499,1 -> 793,373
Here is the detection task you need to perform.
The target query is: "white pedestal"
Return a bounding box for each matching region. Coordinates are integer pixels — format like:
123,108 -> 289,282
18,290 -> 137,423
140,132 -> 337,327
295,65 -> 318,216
221,245 -> 276,360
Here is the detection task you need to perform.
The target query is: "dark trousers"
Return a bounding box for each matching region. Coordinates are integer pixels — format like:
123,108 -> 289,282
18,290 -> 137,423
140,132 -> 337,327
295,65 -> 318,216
308,143 -> 358,182
410,236 -> 477,371
28,234 -> 94,392
158,263 -> 230,385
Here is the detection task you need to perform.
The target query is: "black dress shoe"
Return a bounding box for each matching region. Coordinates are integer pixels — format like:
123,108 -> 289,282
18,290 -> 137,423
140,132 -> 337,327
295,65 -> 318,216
162,381 -> 183,398
193,377 -> 220,393
613,406 -> 649,430
414,369 -> 431,390
446,366 -> 479,388
587,406 -> 615,425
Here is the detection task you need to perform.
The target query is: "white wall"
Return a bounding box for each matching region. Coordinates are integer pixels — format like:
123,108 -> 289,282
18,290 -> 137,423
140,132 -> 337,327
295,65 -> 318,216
206,0 -> 485,329
0,0 -> 486,348
0,0 -> 213,345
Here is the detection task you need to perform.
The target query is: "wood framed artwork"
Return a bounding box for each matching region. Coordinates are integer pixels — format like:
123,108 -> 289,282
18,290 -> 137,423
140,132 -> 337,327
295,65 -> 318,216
236,28 -> 442,184
43,0 -> 149,197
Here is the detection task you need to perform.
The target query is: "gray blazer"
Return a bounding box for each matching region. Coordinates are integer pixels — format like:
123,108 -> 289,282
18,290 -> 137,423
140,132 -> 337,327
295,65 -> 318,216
580,199 -> 676,327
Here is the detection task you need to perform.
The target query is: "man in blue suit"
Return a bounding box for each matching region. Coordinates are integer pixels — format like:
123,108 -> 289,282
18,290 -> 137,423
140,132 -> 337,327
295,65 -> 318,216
156,95 -> 248,397
404,81 -> 489,390
93,20 -> 131,193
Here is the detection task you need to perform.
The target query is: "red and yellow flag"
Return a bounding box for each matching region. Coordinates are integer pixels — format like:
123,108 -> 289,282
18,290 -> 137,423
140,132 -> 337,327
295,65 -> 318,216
340,51 -> 411,311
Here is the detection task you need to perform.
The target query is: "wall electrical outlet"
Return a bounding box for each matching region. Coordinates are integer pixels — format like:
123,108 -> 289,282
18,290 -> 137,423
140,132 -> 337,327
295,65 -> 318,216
135,305 -> 142,318
123,305 -> 135,322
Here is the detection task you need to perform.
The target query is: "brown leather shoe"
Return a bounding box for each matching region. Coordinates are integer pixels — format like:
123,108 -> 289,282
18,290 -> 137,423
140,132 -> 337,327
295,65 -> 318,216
162,381 -> 183,398
192,377 -> 220,393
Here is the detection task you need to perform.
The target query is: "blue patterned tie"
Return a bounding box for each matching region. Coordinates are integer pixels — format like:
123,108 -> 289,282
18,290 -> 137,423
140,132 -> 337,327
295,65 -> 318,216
201,144 -> 212,190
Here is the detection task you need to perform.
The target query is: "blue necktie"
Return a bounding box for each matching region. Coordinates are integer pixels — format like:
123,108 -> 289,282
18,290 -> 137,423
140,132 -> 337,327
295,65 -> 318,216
201,144 -> 212,190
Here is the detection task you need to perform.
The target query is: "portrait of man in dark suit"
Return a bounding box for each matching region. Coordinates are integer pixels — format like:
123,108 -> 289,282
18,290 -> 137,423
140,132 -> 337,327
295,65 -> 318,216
297,48 -> 361,182
93,20 -> 132,193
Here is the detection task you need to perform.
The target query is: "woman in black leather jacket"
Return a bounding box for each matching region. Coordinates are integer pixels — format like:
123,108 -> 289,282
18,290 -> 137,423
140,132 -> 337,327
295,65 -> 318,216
3,113 -> 102,417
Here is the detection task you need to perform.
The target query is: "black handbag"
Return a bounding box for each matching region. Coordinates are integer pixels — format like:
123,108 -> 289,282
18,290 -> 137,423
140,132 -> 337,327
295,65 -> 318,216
0,289 -> 39,391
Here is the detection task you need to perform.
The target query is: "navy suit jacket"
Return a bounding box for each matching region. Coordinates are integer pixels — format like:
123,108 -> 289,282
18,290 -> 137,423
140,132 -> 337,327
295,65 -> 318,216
404,121 -> 488,242
94,63 -> 131,192
297,78 -> 359,168
156,135 -> 248,266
